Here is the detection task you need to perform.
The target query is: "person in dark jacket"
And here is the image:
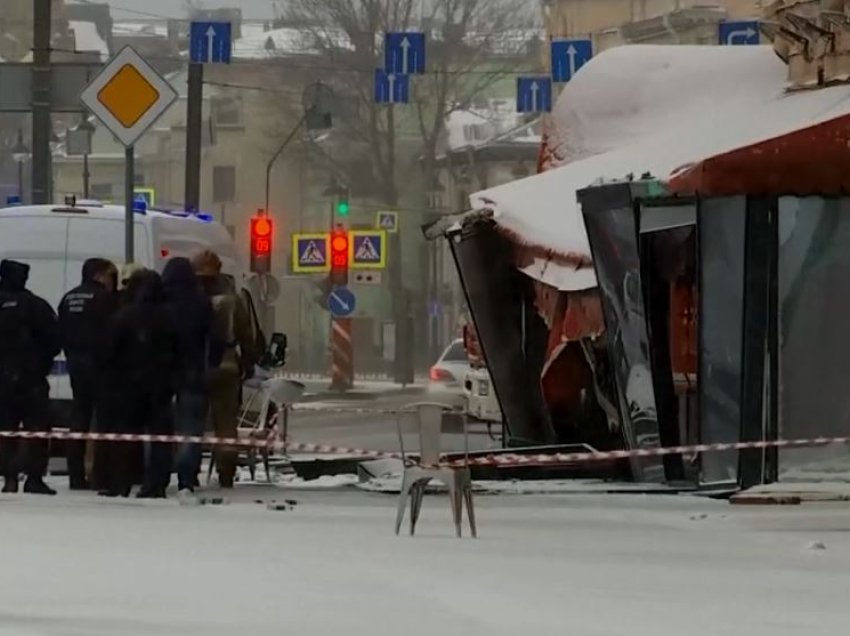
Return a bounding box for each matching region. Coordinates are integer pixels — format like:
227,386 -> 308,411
58,257 -> 118,490
101,269 -> 179,498
162,257 -> 212,496
0,259 -> 62,495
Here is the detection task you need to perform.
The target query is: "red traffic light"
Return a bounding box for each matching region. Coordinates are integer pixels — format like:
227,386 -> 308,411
254,217 -> 272,237
330,229 -> 349,268
250,214 -> 273,274
251,216 -> 273,255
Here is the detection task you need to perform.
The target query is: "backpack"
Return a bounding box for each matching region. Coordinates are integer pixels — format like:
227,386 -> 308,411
207,292 -> 237,370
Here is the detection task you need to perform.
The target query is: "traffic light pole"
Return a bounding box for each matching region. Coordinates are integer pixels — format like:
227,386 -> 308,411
184,62 -> 203,211
124,146 -> 135,262
265,114 -> 306,214
31,0 -> 52,204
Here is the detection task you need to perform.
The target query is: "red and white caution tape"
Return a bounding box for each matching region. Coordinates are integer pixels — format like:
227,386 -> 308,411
1,430 -> 849,468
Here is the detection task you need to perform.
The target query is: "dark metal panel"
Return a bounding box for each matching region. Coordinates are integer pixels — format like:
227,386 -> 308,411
738,196 -> 774,488
446,220 -> 556,445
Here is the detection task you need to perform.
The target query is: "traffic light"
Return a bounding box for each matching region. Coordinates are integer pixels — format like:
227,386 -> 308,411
330,227 -> 349,286
335,188 -> 350,216
250,211 -> 273,274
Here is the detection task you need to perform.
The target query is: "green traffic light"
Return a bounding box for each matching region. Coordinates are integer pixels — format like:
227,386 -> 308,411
336,200 -> 350,215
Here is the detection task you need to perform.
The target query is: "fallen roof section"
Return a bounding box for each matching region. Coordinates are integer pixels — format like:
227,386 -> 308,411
470,44 -> 850,289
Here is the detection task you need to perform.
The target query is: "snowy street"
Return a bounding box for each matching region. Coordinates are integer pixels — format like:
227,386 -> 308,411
2,489 -> 849,635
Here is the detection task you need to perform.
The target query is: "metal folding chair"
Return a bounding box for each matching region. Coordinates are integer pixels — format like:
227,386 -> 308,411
208,377 -> 305,484
394,402 -> 477,538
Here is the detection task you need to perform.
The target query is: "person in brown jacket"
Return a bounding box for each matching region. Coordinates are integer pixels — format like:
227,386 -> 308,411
191,250 -> 258,488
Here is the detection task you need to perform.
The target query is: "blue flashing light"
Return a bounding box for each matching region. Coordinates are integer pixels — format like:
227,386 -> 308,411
5,195 -> 21,206
133,197 -> 147,214
195,212 -> 214,223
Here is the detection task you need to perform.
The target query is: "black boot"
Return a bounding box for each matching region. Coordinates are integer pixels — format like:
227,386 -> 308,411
2,476 -> 19,493
98,487 -> 130,498
69,477 -> 90,491
136,487 -> 166,499
23,478 -> 57,495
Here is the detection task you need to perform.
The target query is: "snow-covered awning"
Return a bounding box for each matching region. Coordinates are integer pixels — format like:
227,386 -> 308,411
471,44 -> 850,291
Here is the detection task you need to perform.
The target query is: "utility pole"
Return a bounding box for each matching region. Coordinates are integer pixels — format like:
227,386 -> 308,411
124,147 -> 135,262
32,0 -> 52,204
184,62 -> 203,211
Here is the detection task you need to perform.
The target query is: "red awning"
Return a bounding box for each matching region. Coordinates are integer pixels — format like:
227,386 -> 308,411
668,114 -> 850,197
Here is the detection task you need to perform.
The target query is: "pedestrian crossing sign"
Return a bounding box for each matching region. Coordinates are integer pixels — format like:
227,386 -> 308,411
292,232 -> 331,273
134,187 -> 156,207
375,210 -> 398,233
350,230 -> 387,270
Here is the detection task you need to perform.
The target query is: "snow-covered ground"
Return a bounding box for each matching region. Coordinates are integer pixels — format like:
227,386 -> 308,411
2,488 -> 849,635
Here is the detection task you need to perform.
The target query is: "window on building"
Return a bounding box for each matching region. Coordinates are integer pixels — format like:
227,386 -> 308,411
134,174 -> 145,186
212,165 -> 236,202
211,97 -> 243,126
90,183 -> 114,200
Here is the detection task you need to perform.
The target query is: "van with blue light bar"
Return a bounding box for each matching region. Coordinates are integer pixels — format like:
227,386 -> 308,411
0,200 -> 266,432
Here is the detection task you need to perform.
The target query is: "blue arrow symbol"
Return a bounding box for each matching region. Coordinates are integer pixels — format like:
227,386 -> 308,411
330,291 -> 351,313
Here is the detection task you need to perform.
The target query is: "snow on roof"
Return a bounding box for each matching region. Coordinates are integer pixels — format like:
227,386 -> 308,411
443,99 -> 541,152
112,21 -> 168,38
472,44 -> 850,291
233,27 -> 353,59
69,20 -> 109,60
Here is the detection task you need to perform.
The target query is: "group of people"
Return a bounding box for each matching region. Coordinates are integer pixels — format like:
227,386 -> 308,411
0,250 -> 258,498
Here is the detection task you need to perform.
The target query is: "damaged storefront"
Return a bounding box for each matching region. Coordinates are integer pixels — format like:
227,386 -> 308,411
434,29 -> 850,487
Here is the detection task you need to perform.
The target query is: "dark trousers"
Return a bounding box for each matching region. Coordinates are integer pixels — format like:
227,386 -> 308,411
107,390 -> 174,495
174,390 -> 208,491
67,361 -> 108,487
0,379 -> 50,480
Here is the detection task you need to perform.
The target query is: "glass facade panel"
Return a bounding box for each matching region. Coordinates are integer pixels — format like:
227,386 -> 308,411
584,205 -> 665,483
698,197 -> 746,485
778,197 -> 850,480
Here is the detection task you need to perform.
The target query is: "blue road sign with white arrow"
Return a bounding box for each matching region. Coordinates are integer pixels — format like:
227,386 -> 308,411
718,20 -> 760,46
374,70 -> 410,104
190,21 -> 232,64
516,76 -> 553,114
385,32 -> 426,75
328,287 -> 356,318
551,39 -> 592,82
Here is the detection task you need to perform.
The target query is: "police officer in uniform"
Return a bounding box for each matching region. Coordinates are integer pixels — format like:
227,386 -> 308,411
58,258 -> 118,490
0,259 -> 62,495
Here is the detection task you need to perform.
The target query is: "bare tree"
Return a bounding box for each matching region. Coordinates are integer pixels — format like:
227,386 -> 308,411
274,0 -> 539,207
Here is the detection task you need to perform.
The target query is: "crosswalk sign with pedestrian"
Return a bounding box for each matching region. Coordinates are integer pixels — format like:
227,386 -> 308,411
292,233 -> 331,273
376,210 -> 398,233
349,230 -> 387,269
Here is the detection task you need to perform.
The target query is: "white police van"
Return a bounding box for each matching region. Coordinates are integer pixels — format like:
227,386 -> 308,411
0,198 -> 267,424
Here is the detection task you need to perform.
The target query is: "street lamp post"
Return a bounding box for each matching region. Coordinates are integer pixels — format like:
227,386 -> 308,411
11,129 -> 31,203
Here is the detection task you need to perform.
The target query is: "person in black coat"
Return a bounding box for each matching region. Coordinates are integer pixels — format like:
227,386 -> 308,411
0,259 -> 62,495
101,269 -> 179,498
58,257 -> 118,490
162,257 -> 212,495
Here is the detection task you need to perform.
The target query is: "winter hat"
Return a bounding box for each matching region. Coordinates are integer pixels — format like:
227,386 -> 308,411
191,249 -> 222,277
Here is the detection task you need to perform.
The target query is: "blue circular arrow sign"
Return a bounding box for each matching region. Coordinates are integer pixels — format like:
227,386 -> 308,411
327,287 -> 356,318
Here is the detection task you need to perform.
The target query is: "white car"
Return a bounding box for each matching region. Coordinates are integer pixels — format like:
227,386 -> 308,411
463,367 -> 502,423
427,339 -> 470,407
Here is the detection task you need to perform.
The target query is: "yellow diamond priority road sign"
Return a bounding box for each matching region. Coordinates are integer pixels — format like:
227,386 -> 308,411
80,45 -> 177,147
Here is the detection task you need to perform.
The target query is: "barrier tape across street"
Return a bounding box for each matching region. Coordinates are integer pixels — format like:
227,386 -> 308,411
1,430 -> 849,468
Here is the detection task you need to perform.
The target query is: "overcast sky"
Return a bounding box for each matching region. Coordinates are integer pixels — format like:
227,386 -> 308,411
89,1 -> 281,20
